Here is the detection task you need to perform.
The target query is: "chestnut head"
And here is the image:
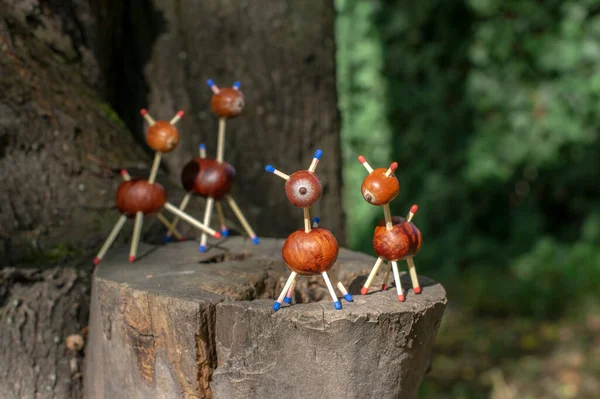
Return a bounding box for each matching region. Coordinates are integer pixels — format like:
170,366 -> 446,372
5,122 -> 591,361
116,179 -> 167,217
373,216 -> 422,261
282,228 -> 339,275
207,80 -> 245,119
145,120 -> 180,153
358,156 -> 399,205
181,157 -> 236,200
284,170 -> 322,208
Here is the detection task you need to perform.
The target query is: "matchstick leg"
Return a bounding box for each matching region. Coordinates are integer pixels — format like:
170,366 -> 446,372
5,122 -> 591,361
336,280 -> 353,302
156,213 -> 183,241
129,212 -> 144,263
391,261 -> 405,302
274,272 -> 297,311
199,197 -> 215,252
322,271 -> 342,310
215,201 -> 229,236
163,192 -> 192,242
225,195 -> 259,245
283,279 -> 297,304
163,202 -> 221,238
94,215 -> 128,265
361,257 -> 384,295
407,257 -> 421,294
381,265 -> 391,290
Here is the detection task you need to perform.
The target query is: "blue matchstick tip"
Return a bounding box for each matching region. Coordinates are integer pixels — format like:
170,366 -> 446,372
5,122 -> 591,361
334,301 -> 342,310
344,293 -> 354,302
233,81 -> 241,89
283,296 -> 292,304
273,302 -> 281,311
162,235 -> 171,243
221,228 -> 229,237
206,79 -> 215,87
199,245 -> 207,253
252,236 -> 260,245
265,165 -> 275,173
314,149 -> 323,160
313,216 -> 320,224
199,143 -> 206,150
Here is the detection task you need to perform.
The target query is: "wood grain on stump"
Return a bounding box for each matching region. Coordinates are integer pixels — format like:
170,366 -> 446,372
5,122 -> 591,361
85,237 -> 446,399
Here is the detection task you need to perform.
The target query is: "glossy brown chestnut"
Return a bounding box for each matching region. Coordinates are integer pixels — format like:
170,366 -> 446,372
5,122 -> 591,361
116,179 -> 167,217
284,170 -> 322,208
146,121 -> 180,153
361,168 -> 399,205
181,157 -> 236,199
282,228 -> 339,275
210,88 -> 245,118
373,216 -> 422,261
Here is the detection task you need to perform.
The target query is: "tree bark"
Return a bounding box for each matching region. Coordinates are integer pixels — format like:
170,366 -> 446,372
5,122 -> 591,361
85,238 -> 447,399
108,0 -> 346,244
0,266 -> 89,398
0,4 -> 152,266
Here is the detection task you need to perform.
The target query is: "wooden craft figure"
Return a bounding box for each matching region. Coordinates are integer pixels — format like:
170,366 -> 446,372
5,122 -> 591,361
265,149 -> 353,311
163,80 -> 259,251
357,155 -> 422,301
93,109 -> 221,265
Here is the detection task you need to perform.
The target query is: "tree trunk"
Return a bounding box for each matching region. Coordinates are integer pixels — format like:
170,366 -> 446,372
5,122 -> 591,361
85,238 -> 447,399
104,0 -> 346,244
0,4 -> 151,266
0,266 -> 89,398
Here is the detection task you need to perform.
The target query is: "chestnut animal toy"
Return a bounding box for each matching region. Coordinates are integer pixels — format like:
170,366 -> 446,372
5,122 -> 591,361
357,155 -> 422,301
163,80 -> 258,251
93,110 -> 221,265
265,149 -> 353,311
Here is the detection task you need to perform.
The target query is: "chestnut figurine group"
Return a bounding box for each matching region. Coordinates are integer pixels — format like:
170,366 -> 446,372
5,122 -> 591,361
358,155 -> 423,301
93,109 -> 221,265
163,80 -> 259,251
266,149 -> 353,311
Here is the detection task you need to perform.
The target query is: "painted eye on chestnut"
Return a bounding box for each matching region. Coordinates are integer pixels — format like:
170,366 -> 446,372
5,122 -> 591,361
284,171 -> 322,208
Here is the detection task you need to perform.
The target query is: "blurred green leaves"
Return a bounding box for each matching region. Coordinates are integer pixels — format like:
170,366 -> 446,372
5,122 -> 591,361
336,0 -> 600,318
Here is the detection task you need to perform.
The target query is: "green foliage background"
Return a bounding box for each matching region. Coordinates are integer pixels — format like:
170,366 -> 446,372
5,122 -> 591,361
335,0 -> 600,319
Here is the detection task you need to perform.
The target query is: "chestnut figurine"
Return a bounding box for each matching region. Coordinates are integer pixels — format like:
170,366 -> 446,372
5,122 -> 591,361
93,109 -> 222,266
162,79 -> 259,252
115,178 -> 167,216
357,155 -> 423,302
266,150 -> 353,311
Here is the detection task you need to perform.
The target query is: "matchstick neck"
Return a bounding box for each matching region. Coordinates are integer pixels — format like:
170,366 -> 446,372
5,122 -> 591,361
217,118 -> 226,163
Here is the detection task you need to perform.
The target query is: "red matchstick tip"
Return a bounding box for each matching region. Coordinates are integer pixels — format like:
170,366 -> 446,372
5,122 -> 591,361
381,284 -> 388,290
414,286 -> 422,294
389,162 -> 398,172
410,204 -> 418,214
176,110 -> 184,117
398,294 -> 406,302
128,256 -> 136,263
358,155 -> 366,164
214,232 -> 222,239
140,109 -> 148,115
360,287 -> 368,295
179,237 -> 186,242
120,169 -> 128,176
93,257 -> 101,265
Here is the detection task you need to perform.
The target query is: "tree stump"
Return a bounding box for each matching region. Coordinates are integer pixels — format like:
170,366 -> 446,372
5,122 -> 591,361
85,237 -> 446,399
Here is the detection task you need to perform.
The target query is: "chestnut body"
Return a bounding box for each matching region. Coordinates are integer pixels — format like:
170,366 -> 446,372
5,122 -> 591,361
116,179 -> 167,217
211,88 -> 245,118
181,157 -> 236,199
361,168 -> 399,205
146,121 -> 180,153
284,170 -> 322,208
373,216 -> 422,261
282,228 -> 339,275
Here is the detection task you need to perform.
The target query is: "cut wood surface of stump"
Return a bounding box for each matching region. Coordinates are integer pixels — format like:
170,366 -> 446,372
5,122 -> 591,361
85,237 -> 446,399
